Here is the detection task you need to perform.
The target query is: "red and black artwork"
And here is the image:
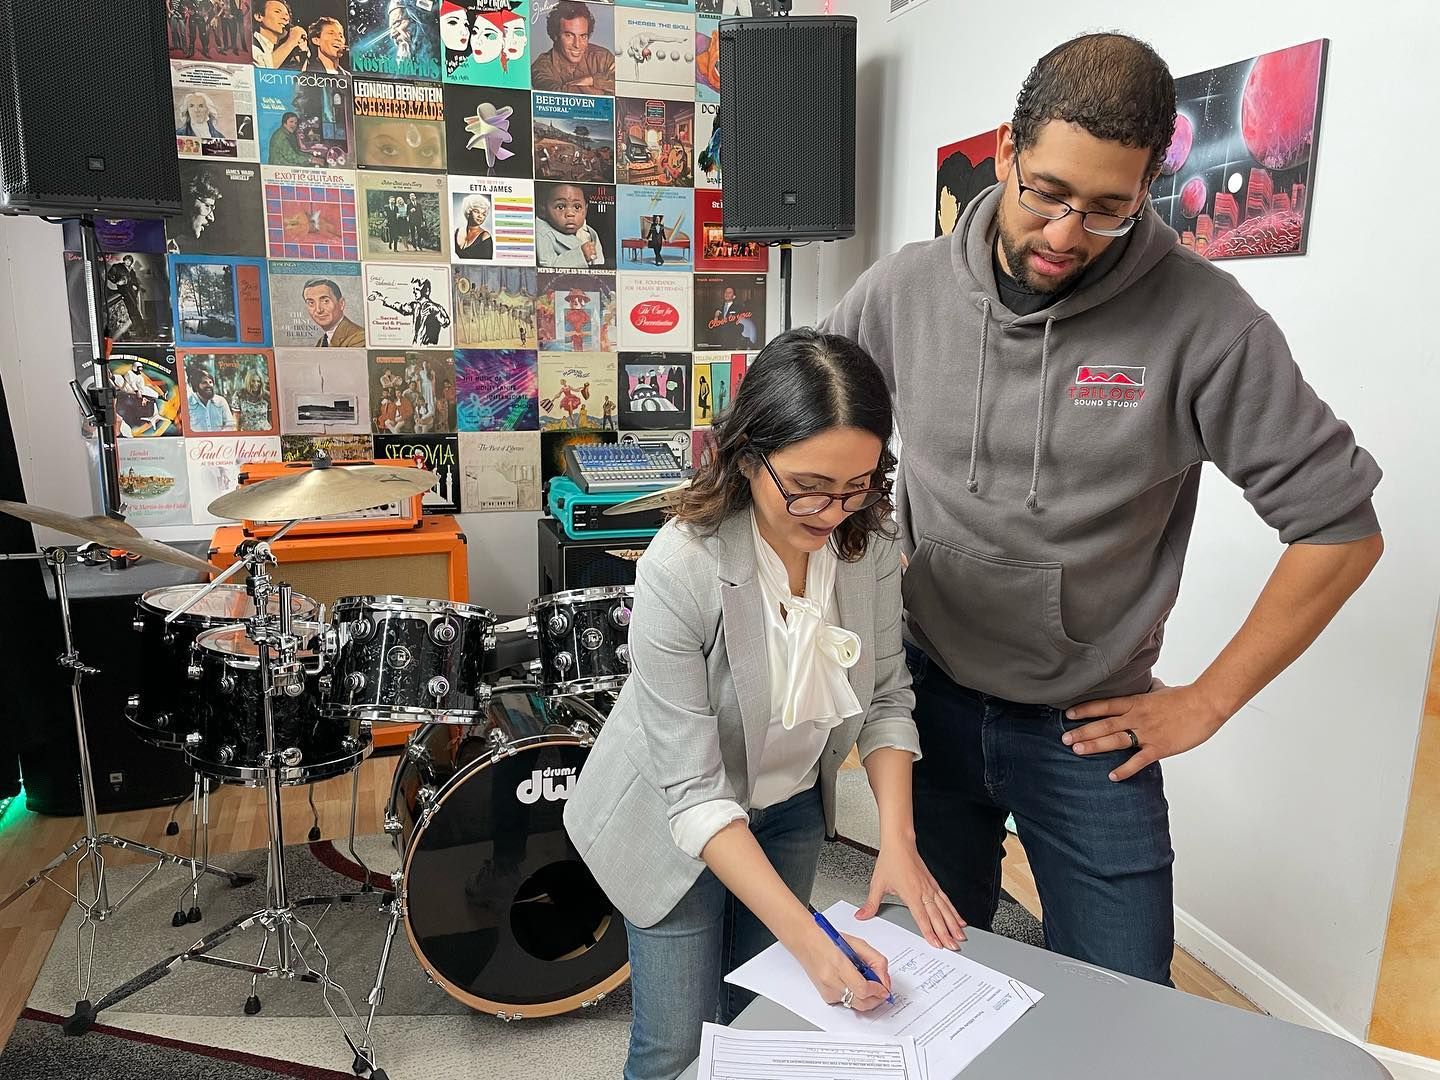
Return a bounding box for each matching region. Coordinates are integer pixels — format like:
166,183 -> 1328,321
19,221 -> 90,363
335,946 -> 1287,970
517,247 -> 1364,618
1149,39 -> 1328,260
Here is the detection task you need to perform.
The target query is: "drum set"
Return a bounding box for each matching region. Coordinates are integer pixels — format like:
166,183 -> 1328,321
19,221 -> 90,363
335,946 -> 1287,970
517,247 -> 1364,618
0,457 -> 641,1079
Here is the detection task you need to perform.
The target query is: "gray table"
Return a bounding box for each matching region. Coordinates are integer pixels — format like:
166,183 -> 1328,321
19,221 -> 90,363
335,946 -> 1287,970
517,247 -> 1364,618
681,905 -> 1389,1080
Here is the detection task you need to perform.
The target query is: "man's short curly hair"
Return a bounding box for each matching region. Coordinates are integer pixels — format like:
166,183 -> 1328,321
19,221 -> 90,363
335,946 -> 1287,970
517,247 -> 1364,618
1011,33 -> 1176,178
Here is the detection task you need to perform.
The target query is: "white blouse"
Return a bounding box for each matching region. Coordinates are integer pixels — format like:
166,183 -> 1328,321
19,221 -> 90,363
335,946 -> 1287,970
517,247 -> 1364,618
669,511 -> 864,858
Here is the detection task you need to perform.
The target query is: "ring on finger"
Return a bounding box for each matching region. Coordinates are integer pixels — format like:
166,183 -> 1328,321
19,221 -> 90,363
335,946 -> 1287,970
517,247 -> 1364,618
1125,728 -> 1140,750
841,986 -> 854,1009
921,896 -> 935,905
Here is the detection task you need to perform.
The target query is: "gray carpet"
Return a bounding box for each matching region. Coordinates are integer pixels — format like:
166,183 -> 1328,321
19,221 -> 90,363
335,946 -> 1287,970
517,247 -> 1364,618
8,771 -> 1044,1079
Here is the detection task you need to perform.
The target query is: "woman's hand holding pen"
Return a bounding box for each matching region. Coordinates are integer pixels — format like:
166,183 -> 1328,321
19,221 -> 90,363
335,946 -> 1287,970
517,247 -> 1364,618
787,923 -> 892,1012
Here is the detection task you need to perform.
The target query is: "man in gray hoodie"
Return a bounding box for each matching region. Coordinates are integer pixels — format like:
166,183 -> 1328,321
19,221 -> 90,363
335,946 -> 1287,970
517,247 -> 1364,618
821,33 -> 1382,984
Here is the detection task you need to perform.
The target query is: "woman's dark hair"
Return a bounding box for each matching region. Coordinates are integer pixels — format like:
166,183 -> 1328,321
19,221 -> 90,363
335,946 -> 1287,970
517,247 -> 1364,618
1011,33 -> 1176,179
672,327 -> 896,562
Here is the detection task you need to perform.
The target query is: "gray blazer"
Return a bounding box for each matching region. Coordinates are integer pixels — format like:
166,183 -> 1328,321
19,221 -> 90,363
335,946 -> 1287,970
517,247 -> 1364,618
564,510 -> 920,929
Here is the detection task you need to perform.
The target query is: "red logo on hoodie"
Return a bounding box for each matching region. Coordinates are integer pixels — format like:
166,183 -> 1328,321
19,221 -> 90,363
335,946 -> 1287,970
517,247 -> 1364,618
1070,366 -> 1146,408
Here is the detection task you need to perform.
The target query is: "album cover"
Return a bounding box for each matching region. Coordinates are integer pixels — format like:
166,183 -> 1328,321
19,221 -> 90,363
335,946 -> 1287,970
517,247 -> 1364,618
167,161 -> 266,257
536,270 -> 616,352
373,434 -> 461,513
107,347 -> 183,438
358,171 -> 448,260
275,347 -> 371,434
167,0 -> 251,64
187,436 -> 282,526
614,8 -> 695,99
448,175 -> 536,264
251,0 -> 350,69
453,266 -> 538,348
368,350 -> 456,434
268,260 -> 366,347
532,182 -> 615,270
530,1 -> 616,95
614,96 -> 694,187
532,93 -> 615,184
353,77 -> 447,171
172,60 -> 259,160
690,424 -> 715,468
458,431 -> 541,512
93,219 -> 169,254
617,271 -> 691,351
349,0 -> 441,81
618,351 -> 690,430
538,352 -> 616,430
696,0 -> 781,12
693,191 -> 766,271
692,351 -> 747,424
282,433 -> 375,461
624,0 -> 695,10
455,349 -> 538,431
117,438 -> 192,526
178,349 -> 280,435
255,68 -> 353,167
102,254 -> 173,344
442,0 -> 531,88
620,427 -> 691,467
694,99 -> 721,190
694,16 -> 719,102
364,264 -> 453,347
693,273 -> 765,351
170,255 -> 272,347
261,167 -> 360,259
616,185 -> 692,272
443,85 -> 533,180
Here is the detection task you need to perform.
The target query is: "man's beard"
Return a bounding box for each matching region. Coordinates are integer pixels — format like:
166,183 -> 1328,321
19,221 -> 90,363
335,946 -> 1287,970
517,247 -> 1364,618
996,203 -> 1088,293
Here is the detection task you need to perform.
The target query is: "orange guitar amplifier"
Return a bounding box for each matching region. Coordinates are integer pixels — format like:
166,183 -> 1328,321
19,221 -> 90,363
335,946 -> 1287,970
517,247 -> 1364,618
207,517 -> 469,748
234,459 -> 426,539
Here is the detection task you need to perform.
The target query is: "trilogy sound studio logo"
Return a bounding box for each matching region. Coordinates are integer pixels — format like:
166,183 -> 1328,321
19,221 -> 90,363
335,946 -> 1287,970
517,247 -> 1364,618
516,765 -> 578,804
1068,366 -> 1146,409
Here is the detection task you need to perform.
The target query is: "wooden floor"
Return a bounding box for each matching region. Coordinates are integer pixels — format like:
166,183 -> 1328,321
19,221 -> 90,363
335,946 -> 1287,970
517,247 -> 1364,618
0,753 -> 1257,1054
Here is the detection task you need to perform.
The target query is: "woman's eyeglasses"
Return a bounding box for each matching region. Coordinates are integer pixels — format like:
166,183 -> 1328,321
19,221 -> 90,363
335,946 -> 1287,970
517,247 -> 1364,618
761,454 -> 889,517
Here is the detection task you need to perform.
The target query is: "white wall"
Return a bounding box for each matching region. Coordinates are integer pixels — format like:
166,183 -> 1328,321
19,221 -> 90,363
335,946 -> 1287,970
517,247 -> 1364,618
792,0 -> 1440,1042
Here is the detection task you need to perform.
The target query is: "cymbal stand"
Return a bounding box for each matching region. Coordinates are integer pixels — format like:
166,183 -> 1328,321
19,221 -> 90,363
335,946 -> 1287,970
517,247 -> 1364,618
82,535 -> 391,1078
0,546 -> 249,1032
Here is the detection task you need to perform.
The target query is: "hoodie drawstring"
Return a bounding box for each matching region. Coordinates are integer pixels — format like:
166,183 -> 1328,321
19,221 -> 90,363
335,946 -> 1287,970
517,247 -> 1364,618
1025,317 -> 1055,511
966,299 -> 990,494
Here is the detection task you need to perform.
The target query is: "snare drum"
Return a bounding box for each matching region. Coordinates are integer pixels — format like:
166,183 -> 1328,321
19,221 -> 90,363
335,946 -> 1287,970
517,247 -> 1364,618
187,621 -> 369,786
388,690 -> 628,1019
528,586 -> 634,696
128,584 -> 319,750
326,596 -> 497,724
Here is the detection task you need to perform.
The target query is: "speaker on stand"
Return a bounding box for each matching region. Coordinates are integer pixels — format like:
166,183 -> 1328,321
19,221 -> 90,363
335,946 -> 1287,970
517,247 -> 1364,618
718,10 -> 857,330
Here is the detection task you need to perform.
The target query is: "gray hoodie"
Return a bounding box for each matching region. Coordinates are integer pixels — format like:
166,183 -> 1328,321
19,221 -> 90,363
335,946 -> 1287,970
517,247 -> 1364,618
821,184 -> 1381,709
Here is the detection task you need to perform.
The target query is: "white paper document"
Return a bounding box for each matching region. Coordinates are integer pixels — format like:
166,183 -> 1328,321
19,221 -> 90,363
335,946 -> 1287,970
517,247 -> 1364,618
725,902 -> 1043,1080
697,1023 -> 924,1080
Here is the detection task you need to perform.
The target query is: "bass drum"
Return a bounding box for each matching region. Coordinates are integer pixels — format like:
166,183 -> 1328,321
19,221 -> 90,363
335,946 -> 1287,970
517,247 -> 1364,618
390,689 -> 629,1019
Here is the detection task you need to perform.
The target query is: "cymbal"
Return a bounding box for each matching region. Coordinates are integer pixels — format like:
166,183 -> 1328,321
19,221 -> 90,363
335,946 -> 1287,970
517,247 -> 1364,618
0,500 -> 216,575
207,464 -> 437,522
602,481 -> 690,516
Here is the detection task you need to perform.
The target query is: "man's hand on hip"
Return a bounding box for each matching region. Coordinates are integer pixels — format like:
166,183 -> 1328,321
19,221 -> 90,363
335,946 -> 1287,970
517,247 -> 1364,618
1060,679 -> 1228,782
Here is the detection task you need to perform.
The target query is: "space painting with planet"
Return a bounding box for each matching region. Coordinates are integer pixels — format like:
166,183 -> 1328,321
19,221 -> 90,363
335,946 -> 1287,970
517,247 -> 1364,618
1148,39 -> 1328,260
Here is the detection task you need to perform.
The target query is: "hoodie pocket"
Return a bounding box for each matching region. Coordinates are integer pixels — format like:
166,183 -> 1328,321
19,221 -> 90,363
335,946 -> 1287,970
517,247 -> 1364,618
902,536 -> 1108,701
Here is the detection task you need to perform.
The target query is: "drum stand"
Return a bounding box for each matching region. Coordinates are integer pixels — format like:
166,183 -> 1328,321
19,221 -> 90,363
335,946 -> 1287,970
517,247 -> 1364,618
0,546 -> 249,1031
75,535 -> 392,1079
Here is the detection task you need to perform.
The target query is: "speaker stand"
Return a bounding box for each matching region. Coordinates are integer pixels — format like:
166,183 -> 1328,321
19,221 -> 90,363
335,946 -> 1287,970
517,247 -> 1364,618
779,241 -> 793,331
72,216 -> 124,517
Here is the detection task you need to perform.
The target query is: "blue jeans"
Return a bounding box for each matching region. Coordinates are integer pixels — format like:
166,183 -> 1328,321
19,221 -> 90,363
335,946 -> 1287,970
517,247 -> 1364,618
906,643 -> 1176,985
623,784 -> 825,1080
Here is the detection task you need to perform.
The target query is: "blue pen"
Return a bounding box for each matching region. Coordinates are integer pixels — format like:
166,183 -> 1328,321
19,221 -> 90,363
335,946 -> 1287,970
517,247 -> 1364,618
807,904 -> 894,1005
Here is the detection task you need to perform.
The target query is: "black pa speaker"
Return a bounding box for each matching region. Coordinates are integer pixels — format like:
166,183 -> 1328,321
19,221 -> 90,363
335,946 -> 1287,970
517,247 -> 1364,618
0,0 -> 180,217
718,15 -> 856,243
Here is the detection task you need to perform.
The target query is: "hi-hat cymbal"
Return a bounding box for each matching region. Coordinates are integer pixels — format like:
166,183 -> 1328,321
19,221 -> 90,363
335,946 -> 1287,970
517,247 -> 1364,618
207,464 -> 437,522
602,481 -> 690,516
0,500 -> 216,575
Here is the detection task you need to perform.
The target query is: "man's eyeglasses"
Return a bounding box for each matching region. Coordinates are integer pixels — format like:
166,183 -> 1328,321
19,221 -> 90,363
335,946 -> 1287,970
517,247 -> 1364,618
761,454 -> 889,517
1013,157 -> 1145,237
